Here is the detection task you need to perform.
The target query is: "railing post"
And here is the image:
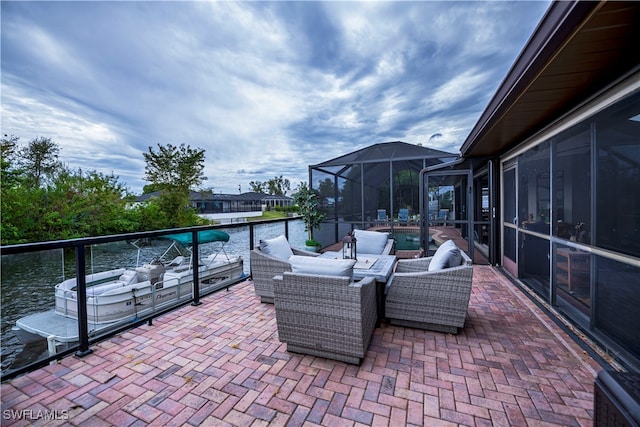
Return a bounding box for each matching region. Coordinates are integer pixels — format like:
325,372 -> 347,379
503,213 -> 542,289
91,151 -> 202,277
75,245 -> 93,357
284,219 -> 289,240
191,230 -> 201,306
249,224 -> 255,250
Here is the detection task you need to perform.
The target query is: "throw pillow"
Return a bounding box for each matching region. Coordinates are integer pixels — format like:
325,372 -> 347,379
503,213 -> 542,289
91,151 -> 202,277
260,235 -> 294,260
428,240 -> 461,271
353,229 -> 389,255
289,255 -> 356,279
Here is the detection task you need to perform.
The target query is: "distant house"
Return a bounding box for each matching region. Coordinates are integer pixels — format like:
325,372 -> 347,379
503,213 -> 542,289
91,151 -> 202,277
134,191 -> 293,214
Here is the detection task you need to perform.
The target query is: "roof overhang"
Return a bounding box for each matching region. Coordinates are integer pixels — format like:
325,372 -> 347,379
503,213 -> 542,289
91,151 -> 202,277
461,1 -> 640,158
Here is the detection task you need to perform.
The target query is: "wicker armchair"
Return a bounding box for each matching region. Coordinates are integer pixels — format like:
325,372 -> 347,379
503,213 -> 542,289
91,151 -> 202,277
385,249 -> 473,334
250,246 -> 319,303
273,272 -> 377,364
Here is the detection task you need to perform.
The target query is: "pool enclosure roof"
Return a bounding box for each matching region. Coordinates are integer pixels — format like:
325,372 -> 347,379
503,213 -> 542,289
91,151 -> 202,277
311,141 -> 456,171
310,141 -> 457,190
313,140 -> 455,167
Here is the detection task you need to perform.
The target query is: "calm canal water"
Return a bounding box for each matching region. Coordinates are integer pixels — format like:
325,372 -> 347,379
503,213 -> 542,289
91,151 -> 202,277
1,220 -> 306,375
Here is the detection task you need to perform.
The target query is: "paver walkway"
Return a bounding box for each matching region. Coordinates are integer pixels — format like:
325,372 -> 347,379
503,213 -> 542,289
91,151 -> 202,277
1,266 -> 603,426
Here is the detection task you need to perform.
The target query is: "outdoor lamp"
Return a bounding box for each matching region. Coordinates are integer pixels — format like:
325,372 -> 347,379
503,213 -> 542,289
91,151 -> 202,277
342,231 -> 357,260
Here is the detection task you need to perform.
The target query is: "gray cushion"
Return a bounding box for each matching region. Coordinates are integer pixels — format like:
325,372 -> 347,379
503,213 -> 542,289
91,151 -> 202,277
428,240 -> 462,271
289,255 -> 356,279
260,235 -> 294,260
353,229 -> 389,255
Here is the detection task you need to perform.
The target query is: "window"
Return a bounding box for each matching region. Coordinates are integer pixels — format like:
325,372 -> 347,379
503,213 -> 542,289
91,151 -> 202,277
594,256 -> 640,361
595,94 -> 640,258
518,141 -> 551,233
553,124 -> 591,242
517,140 -> 551,295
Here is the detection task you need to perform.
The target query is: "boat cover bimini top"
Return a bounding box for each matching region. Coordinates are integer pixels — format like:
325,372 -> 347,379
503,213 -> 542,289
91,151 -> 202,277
159,230 -> 230,246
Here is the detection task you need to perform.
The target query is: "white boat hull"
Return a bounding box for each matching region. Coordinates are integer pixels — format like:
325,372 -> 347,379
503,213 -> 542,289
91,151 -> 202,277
15,257 -> 244,343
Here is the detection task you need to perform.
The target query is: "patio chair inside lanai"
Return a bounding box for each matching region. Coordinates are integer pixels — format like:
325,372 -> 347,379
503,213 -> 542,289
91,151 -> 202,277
377,209 -> 388,225
397,208 -> 410,226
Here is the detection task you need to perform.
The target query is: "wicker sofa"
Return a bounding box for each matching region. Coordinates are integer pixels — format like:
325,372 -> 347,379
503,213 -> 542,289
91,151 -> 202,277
250,240 -> 319,303
385,241 -> 473,334
273,270 -> 377,364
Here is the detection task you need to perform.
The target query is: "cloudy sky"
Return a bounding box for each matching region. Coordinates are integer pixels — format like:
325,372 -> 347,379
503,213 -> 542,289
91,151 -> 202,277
1,1 -> 550,195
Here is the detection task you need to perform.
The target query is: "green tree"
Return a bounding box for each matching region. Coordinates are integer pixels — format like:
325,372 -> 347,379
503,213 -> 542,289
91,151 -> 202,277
1,136 -> 143,244
34,169 -> 131,240
1,163 -> 136,244
1,136 -> 214,244
293,182 -> 326,245
143,143 -> 206,192
1,135 -> 39,242
317,178 -> 335,208
16,136 -> 62,189
267,175 -> 290,195
393,169 -> 419,211
1,135 -> 22,189
142,182 -> 164,194
250,176 -> 291,195
142,143 -> 207,228
72,169 -> 136,236
249,180 -> 266,193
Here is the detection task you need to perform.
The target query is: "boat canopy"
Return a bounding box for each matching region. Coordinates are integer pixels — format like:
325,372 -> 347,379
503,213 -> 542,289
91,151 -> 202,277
159,230 -> 230,246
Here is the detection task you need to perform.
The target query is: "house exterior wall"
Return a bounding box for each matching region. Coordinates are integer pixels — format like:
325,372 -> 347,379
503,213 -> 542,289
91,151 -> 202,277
497,74 -> 640,370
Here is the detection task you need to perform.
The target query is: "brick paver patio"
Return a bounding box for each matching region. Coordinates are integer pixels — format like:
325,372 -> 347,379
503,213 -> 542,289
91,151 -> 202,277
1,266 -> 603,426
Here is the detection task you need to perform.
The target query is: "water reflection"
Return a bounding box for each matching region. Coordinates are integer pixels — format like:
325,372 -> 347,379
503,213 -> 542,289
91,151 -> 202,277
1,221 -> 306,376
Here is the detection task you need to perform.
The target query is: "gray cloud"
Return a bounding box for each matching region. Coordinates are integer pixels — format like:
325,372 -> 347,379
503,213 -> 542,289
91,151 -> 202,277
1,1 -> 550,194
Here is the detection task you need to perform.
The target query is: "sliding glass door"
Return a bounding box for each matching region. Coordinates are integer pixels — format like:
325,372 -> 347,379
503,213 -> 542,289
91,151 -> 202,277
502,164 -> 518,276
421,170 -> 474,261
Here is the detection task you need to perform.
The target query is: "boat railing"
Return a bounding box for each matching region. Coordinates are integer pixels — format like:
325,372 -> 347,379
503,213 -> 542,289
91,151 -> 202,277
0,217 -> 305,382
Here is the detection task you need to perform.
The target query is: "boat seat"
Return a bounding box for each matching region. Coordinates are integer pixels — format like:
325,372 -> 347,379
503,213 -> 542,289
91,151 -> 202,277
202,259 -> 225,268
119,270 -> 138,285
99,283 -> 144,296
202,253 -> 233,267
86,281 -> 129,296
205,253 -> 225,262
167,256 -> 186,267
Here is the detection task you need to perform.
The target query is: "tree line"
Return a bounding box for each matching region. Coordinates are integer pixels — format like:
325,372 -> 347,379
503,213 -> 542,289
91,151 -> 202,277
0,135 -> 295,245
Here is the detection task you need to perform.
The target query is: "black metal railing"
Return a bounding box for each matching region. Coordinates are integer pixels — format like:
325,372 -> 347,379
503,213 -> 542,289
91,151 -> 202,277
0,218 -> 303,381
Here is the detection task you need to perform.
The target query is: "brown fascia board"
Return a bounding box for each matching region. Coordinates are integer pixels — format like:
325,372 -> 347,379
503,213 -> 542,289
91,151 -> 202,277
460,0 -> 599,157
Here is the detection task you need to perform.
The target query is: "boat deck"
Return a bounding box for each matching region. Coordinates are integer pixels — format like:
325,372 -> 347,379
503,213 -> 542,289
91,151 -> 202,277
15,310 -> 115,343
1,266 -> 603,426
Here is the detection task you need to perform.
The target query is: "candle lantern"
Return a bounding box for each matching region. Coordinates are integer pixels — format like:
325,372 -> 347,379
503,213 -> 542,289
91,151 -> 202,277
342,231 -> 357,260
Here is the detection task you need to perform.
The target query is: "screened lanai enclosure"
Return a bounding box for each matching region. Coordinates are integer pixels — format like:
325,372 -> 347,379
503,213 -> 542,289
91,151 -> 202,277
309,141 -> 457,249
